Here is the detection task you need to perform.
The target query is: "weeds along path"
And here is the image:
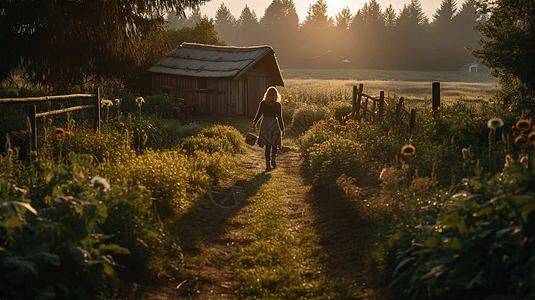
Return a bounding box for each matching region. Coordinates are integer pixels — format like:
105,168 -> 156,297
139,118 -> 387,299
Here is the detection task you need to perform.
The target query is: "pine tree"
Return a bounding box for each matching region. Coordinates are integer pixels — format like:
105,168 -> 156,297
302,0 -> 333,29
384,5 -> 397,27
335,7 -> 352,32
236,5 -> 260,45
433,0 -> 458,24
214,3 -> 236,44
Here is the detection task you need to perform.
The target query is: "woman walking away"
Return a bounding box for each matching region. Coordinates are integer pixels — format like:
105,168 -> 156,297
253,86 -> 285,171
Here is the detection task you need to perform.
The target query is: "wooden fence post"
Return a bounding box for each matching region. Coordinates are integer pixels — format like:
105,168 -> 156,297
93,88 -> 101,133
26,105 -> 37,151
364,99 -> 369,121
395,97 -> 405,118
352,85 -> 357,118
378,91 -> 385,121
409,109 -> 416,131
353,84 -> 363,121
432,82 -> 440,111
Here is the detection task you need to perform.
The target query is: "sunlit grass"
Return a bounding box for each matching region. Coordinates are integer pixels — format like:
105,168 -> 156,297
231,172 -> 358,299
279,78 -> 499,105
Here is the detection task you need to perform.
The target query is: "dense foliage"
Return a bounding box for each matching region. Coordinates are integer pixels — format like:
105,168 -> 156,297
471,0 -> 535,101
387,158 -> 535,299
0,0 -> 207,91
0,92 -> 247,298
0,154 -> 129,299
293,88 -> 534,299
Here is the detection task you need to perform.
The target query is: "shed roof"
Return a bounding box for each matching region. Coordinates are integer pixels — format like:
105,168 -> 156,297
148,43 -> 283,85
312,50 -> 345,60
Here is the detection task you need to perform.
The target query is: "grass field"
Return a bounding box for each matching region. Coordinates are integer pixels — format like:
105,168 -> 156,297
280,69 -> 500,103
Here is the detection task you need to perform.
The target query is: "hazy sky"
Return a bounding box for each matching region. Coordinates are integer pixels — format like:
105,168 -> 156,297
197,0 -> 440,22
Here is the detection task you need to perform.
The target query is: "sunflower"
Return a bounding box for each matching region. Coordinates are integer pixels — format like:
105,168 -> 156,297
54,127 -> 65,141
135,96 -> 145,106
401,144 -> 416,156
528,132 -> 535,145
487,118 -> 504,130
515,119 -> 531,131
514,135 -> 529,146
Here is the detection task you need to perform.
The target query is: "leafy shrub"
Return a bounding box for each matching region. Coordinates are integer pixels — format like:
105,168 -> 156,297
0,154 -> 129,300
179,124 -> 247,155
291,104 -> 328,132
328,101 -> 352,124
106,150 -> 211,219
297,121 -> 333,162
387,159 -> 535,299
305,134 -> 364,182
99,183 -> 169,279
191,150 -> 233,184
144,93 -> 181,118
38,127 -> 129,165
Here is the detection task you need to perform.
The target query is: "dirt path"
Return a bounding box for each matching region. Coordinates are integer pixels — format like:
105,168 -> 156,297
138,117 -> 388,299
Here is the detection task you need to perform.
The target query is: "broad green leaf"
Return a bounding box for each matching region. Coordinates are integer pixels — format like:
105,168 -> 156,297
510,195 -> 532,205
451,237 -> 463,251
484,294 -> 516,300
98,244 -> 131,255
2,201 -> 37,215
392,257 -> 417,278
420,264 -> 449,282
425,235 -> 440,248
521,203 -> 535,223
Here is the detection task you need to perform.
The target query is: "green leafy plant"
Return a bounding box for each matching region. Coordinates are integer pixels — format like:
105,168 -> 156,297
387,158 -> 535,299
0,153 -> 129,300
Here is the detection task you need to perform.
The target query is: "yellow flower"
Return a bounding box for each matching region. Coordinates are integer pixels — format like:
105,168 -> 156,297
514,135 -> 529,146
44,195 -> 52,205
515,119 -> 531,131
54,127 -> 65,141
528,132 -> 535,145
487,118 -> 504,130
401,144 -> 416,156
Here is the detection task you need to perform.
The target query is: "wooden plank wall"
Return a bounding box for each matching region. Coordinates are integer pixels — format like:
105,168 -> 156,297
151,73 -> 274,116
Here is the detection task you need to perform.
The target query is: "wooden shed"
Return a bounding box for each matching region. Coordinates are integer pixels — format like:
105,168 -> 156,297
311,50 -> 347,69
148,43 -> 284,117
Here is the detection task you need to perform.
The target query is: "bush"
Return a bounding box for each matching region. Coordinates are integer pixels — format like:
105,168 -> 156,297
328,101 -> 352,124
305,134 -> 364,182
291,104 -> 328,132
0,154 -> 129,300
179,124 -> 247,155
144,93 -> 181,119
387,158 -> 535,299
38,127 -> 129,165
106,150 -> 211,220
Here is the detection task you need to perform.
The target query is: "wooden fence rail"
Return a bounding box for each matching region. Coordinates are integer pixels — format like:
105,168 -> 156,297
351,83 -> 385,122
351,83 -> 416,131
395,97 -> 416,131
0,89 -> 101,151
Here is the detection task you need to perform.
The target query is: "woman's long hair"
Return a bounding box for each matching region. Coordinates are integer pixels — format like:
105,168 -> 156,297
263,86 -> 281,105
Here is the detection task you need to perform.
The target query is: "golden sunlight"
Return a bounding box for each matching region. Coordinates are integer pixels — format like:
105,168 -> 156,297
325,0 -> 359,16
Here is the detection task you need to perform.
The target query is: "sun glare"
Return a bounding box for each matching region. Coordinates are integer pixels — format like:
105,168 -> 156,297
326,0 -> 360,17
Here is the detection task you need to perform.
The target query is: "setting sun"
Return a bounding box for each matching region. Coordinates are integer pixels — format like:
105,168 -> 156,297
325,0 -> 356,17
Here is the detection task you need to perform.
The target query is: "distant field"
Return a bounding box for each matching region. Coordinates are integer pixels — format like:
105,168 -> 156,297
279,69 -> 500,104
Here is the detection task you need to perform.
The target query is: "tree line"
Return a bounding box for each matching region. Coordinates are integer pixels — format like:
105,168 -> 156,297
167,0 -> 482,71
2,0 -> 533,101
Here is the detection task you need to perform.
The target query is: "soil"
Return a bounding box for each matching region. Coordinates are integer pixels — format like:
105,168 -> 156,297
135,116 -> 390,300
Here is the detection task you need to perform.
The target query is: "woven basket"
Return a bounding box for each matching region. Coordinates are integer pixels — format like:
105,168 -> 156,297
245,127 -> 259,145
